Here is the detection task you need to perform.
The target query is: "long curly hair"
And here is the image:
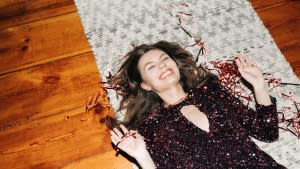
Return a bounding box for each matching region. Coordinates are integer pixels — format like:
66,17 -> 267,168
105,41 -> 216,130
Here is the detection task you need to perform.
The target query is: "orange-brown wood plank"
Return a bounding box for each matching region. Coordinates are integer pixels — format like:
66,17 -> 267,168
62,150 -> 133,169
0,52 -> 99,131
250,0 -> 300,78
0,0 -> 76,29
0,109 -> 116,169
250,0 -> 287,10
0,11 -> 91,76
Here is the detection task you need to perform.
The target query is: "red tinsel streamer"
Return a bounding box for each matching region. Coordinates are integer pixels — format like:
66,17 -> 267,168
264,73 -> 300,137
85,84 -> 112,113
168,2 -> 207,63
210,60 -> 300,138
210,59 -> 253,104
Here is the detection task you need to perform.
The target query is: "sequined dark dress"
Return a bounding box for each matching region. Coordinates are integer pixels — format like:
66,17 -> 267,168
138,80 -> 286,169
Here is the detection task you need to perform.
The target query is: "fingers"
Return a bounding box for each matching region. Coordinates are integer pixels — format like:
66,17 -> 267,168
111,125 -> 135,138
109,125 -> 138,147
235,54 -> 258,69
113,127 -> 124,138
235,57 -> 242,69
110,125 -> 129,144
110,131 -> 119,145
120,124 -> 129,134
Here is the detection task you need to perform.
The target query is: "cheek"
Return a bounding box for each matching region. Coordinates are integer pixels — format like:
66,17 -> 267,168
140,69 -> 158,83
170,62 -> 180,75
149,70 -> 161,81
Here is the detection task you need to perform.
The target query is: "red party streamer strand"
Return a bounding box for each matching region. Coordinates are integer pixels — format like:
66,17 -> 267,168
168,2 -> 207,63
210,59 -> 300,138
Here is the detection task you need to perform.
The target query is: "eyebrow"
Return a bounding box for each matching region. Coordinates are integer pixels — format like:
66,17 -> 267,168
143,53 -> 166,70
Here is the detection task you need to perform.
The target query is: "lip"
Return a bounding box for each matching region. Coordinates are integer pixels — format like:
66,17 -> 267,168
159,69 -> 173,80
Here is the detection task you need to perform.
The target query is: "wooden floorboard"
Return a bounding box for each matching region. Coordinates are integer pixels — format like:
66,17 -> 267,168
0,52 -> 100,131
0,0 -> 76,29
0,12 -> 91,75
62,150 -> 133,169
0,0 -> 299,169
0,111 -> 113,169
250,0 -> 300,77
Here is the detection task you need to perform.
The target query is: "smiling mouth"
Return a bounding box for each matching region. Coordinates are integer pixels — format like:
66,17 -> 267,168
159,70 -> 173,80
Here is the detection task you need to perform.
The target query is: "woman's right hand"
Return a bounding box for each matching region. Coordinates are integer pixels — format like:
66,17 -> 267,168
110,124 -> 147,159
110,125 -> 156,169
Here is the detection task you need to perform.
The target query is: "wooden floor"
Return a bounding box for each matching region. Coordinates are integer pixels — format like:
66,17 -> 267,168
0,0 -> 299,169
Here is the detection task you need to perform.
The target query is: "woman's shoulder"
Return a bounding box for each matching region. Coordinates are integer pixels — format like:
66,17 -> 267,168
138,106 -> 164,126
137,106 -> 165,135
144,106 -> 165,121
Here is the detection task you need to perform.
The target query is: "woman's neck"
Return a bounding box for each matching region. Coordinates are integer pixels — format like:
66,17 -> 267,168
157,84 -> 187,106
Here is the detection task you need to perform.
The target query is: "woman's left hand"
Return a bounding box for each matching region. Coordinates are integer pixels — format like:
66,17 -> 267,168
235,54 -> 265,90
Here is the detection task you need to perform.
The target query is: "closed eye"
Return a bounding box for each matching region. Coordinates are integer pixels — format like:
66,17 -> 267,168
147,65 -> 155,70
162,56 -> 169,61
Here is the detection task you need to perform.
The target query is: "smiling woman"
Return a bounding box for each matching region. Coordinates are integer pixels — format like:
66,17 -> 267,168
105,41 -> 287,169
106,41 -> 214,130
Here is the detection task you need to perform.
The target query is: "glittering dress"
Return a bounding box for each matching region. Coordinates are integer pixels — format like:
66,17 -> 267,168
138,80 -> 286,169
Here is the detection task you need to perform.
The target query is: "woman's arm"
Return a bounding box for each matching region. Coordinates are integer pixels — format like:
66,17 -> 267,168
135,149 -> 156,169
110,125 -> 156,169
222,86 -> 278,142
253,86 -> 272,106
225,55 -> 279,142
235,55 -> 272,106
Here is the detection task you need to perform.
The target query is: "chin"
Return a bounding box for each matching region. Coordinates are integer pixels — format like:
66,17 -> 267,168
161,77 -> 180,88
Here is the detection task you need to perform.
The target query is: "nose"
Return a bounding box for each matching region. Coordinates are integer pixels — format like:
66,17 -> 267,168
158,61 -> 167,69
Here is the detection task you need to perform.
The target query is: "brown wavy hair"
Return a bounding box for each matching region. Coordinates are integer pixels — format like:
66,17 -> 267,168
105,41 -> 216,130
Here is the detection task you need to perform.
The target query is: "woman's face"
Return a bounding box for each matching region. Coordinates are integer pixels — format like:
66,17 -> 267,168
137,49 -> 180,92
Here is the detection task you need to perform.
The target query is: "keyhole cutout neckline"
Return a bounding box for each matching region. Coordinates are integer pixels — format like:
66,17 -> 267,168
180,105 -> 210,133
160,88 -> 210,133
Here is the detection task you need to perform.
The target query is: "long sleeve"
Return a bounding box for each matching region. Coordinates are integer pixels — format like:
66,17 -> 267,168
214,81 -> 279,142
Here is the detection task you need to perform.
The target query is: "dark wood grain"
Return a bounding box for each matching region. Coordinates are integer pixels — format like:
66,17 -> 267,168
250,0 -> 300,77
0,12 -> 91,75
0,52 -> 100,131
0,110 -> 113,169
0,0 -> 76,29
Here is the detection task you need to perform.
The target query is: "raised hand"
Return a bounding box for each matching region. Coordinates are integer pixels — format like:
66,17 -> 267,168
110,124 -> 148,159
235,54 -> 272,105
235,54 -> 265,90
110,125 -> 156,168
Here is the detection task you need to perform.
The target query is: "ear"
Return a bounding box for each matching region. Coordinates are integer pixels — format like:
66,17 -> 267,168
140,82 -> 152,91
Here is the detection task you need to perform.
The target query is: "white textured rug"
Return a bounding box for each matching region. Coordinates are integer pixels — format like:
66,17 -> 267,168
74,0 -> 300,168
